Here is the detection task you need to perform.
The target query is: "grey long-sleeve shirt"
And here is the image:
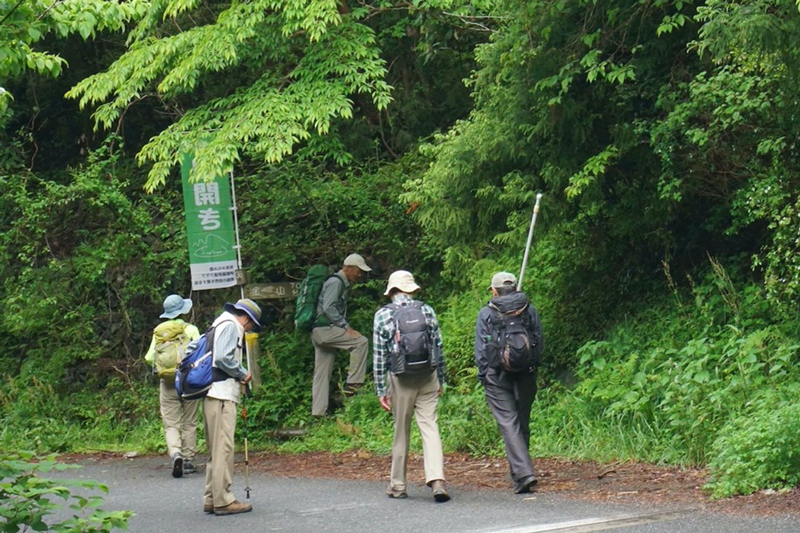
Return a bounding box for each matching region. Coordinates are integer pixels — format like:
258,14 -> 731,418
315,271 -> 350,328
211,314 -> 248,381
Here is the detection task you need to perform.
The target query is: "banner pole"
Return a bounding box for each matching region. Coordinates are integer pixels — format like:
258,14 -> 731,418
229,169 -> 255,381
229,169 -> 244,300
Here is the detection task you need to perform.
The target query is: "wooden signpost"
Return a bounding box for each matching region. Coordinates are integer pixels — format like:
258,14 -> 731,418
244,282 -> 300,300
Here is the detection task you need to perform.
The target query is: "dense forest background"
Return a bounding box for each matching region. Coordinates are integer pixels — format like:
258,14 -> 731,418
3,0 -> 800,499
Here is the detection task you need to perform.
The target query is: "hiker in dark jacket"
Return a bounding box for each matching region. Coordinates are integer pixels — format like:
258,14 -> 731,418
475,272 -> 544,494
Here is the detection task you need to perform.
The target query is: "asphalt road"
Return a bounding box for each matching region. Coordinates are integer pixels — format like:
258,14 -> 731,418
50,455 -> 798,533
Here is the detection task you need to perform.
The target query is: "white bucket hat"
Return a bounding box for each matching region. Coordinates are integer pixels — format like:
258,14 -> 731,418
384,270 -> 421,296
343,253 -> 372,272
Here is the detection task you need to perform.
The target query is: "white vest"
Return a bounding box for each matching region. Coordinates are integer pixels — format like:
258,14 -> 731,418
207,311 -> 244,403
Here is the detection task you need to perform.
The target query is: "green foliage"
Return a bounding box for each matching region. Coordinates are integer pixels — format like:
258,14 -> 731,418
0,0 -> 143,121
0,373 -> 163,453
6,0 -> 800,504
67,0 -> 397,189
237,159 -> 426,280
706,399 -> 800,498
524,259 -> 800,469
0,452 -> 132,532
0,139 -> 188,386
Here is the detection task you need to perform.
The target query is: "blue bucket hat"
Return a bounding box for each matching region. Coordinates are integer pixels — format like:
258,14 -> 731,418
160,294 -> 193,319
223,298 -> 263,332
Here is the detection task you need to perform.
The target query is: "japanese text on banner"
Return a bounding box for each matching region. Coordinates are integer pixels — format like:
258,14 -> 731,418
181,153 -> 238,291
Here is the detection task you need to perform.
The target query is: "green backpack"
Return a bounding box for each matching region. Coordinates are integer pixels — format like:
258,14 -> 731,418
153,320 -> 189,379
294,265 -> 331,331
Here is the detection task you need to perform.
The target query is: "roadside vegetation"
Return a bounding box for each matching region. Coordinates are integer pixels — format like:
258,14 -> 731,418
3,0 -> 800,501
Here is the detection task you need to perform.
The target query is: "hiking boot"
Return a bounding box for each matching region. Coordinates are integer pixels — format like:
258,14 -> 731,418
343,383 -> 361,397
386,486 -> 408,499
430,480 -> 451,503
513,475 -> 538,494
203,504 -> 213,514
213,500 -> 253,515
171,453 -> 184,479
183,461 -> 195,474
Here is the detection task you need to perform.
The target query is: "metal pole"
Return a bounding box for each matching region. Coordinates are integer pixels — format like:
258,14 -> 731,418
229,170 -> 245,301
230,170 -> 254,380
518,193 -> 543,292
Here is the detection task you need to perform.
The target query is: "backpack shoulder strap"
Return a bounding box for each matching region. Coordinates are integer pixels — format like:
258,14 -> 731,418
328,272 -> 347,298
486,303 -> 503,328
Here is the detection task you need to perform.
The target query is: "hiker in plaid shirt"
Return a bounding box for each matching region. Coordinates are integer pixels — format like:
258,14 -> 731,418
373,270 -> 450,502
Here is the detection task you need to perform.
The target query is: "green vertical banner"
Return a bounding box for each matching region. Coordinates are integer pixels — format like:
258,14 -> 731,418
181,153 -> 238,291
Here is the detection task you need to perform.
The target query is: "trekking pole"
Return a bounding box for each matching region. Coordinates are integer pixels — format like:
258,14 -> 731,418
517,193 -> 543,292
241,383 -> 252,499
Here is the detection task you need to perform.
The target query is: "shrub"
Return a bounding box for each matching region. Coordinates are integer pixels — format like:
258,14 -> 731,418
0,452 -> 132,532
706,400 -> 800,498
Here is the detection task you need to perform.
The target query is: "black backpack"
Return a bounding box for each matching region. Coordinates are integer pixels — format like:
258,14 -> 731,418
385,301 -> 434,375
488,303 -> 540,373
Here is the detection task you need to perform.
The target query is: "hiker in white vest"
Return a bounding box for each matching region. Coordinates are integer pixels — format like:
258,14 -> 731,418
202,298 -> 260,516
144,294 -> 201,478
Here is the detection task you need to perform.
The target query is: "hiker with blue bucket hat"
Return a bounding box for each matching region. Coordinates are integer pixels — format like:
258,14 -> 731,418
144,294 -> 201,478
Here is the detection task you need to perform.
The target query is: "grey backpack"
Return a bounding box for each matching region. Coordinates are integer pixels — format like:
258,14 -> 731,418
386,301 -> 434,375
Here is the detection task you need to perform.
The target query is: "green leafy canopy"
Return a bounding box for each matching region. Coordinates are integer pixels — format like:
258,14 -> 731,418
67,0 -> 398,190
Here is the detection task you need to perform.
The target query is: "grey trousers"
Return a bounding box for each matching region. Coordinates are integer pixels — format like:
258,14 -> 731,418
159,379 -> 199,461
203,397 -> 237,509
389,370 -> 445,489
310,326 -> 369,416
484,367 -> 538,482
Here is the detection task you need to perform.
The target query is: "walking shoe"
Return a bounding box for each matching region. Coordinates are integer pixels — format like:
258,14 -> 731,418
203,504 -> 213,514
171,453 -> 184,479
430,480 -> 451,503
183,461 -> 195,474
343,383 -> 361,397
513,475 -> 538,494
213,500 -> 253,515
386,486 -> 408,499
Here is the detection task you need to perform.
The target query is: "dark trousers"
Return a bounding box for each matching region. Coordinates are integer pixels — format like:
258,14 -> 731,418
484,367 -> 538,482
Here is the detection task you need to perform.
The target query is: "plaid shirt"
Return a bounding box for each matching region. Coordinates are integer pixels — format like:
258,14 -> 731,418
372,294 -> 445,397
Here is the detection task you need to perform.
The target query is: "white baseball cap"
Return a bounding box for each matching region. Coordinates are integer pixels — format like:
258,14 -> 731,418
343,253 -> 372,272
384,270 -> 421,296
489,271 -> 517,290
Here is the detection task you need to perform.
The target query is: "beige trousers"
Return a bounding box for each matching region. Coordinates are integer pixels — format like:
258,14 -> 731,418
388,370 -> 445,489
159,379 -> 199,461
310,326 -> 369,416
203,397 -> 238,508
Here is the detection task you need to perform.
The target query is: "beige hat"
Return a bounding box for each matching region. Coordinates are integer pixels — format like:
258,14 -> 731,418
343,253 -> 372,272
384,270 -> 421,296
489,271 -> 517,290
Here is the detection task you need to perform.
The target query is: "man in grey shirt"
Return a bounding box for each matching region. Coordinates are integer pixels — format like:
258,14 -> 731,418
310,253 -> 371,416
